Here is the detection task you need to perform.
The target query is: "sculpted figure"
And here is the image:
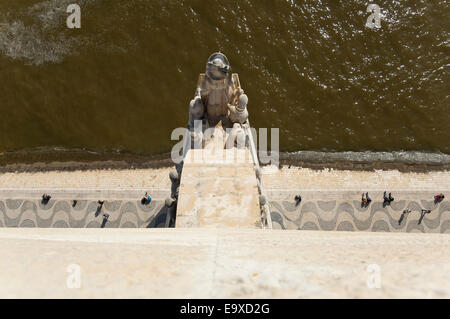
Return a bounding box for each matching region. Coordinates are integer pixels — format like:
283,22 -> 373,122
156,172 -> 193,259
188,52 -> 248,148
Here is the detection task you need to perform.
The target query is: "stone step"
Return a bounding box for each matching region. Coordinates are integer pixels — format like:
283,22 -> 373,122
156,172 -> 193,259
176,149 -> 261,228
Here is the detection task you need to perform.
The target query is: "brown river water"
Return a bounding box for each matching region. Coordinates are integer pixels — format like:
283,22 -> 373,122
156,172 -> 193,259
0,0 -> 449,167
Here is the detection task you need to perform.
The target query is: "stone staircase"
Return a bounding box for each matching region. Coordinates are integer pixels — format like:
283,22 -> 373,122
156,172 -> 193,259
175,149 -> 261,228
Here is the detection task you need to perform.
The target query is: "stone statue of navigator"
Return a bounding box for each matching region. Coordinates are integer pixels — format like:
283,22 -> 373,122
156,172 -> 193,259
188,52 -> 249,148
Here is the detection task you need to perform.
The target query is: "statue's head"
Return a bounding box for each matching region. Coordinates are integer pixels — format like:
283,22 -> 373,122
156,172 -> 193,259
206,52 -> 230,81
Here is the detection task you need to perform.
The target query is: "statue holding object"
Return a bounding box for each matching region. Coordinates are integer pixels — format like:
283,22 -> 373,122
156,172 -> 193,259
188,52 -> 249,149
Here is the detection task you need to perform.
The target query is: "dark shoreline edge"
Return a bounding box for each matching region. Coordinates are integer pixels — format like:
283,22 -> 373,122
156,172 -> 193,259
0,151 -> 174,173
0,150 -> 448,173
278,159 -> 449,173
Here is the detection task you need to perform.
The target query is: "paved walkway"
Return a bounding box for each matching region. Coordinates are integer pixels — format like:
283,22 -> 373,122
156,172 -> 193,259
0,228 -> 449,298
269,190 -> 449,233
0,197 -> 169,228
0,189 -> 448,232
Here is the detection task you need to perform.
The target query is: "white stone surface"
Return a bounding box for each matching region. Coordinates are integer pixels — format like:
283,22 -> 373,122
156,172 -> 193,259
0,228 -> 449,298
0,168 -> 172,189
0,166 -> 447,192
176,149 -> 260,228
263,166 -> 450,191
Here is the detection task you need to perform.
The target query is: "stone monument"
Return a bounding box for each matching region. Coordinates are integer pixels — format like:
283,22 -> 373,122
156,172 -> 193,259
188,52 -> 249,150
165,52 -> 271,229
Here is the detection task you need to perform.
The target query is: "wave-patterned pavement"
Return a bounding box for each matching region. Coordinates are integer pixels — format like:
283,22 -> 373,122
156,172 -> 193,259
270,193 -> 450,233
0,198 -> 168,228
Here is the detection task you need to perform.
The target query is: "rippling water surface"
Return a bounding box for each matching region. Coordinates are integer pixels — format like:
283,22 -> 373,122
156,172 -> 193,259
0,0 -> 448,164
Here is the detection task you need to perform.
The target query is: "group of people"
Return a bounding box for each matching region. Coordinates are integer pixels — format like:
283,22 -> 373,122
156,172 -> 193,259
435,193 -> 445,203
360,191 -> 393,207
39,192 -> 153,223
361,192 -> 372,206
292,191 -> 444,227
141,192 -> 152,205
294,192 -> 445,209
41,189 -> 444,228
383,191 -> 394,205
41,193 -> 51,204
293,191 -> 444,212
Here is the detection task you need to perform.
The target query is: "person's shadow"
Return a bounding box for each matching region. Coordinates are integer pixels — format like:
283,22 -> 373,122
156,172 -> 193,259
418,210 -> 432,225
101,214 -> 109,228
398,212 -> 406,225
418,212 -> 425,225
361,201 -> 371,208
294,195 -> 302,207
95,205 -> 102,217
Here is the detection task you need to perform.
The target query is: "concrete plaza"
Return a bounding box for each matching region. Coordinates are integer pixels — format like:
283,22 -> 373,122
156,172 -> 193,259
0,228 -> 449,298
